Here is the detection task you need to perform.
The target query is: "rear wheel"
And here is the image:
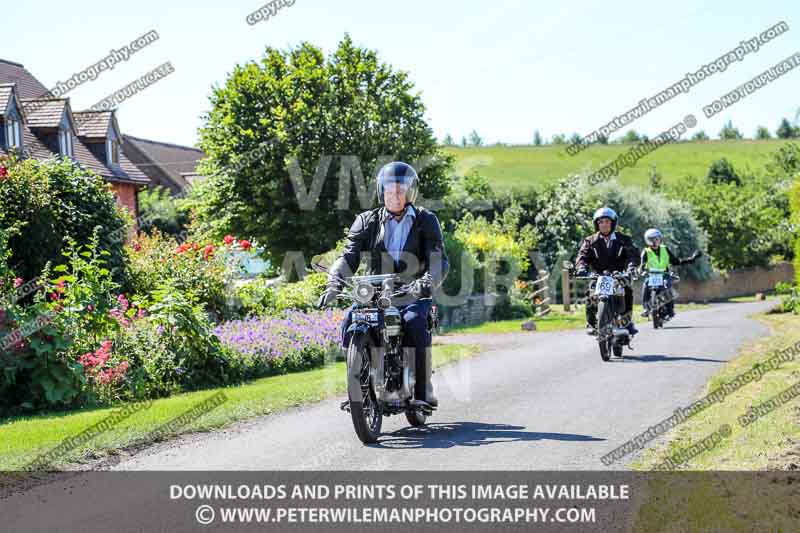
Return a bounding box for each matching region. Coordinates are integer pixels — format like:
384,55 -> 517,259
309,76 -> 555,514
347,334 -> 382,444
597,299 -> 613,362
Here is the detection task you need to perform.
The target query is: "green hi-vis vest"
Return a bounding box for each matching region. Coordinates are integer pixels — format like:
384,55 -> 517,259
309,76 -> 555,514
645,246 -> 670,272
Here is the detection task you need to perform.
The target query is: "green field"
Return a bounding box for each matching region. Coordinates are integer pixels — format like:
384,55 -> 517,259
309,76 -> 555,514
445,139 -> 791,190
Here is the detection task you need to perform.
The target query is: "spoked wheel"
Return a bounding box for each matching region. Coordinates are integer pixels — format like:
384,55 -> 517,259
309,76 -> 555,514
597,300 -> 613,362
347,334 -> 382,444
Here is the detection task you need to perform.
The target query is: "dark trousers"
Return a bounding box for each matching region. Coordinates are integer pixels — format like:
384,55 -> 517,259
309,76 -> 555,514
642,277 -> 674,315
340,299 -> 433,399
585,287 -> 633,328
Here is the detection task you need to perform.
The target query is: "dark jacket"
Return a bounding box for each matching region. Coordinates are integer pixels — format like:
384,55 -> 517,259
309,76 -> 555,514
575,232 -> 640,274
329,204 -> 449,289
639,246 -> 696,271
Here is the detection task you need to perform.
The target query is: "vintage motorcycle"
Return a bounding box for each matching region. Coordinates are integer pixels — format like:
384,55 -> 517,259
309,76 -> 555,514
645,269 -> 680,329
575,269 -> 638,361
312,265 -> 439,444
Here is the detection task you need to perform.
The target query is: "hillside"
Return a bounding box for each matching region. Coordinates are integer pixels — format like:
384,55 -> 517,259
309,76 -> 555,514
444,139 -> 791,190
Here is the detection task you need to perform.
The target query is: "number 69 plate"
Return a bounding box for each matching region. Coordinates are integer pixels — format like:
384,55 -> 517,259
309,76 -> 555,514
594,276 -> 615,296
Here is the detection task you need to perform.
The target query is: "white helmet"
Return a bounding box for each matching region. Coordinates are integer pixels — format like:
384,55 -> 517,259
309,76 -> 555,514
644,228 -> 663,245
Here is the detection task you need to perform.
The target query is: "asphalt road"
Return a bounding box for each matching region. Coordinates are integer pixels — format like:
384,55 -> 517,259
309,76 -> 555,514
111,300 -> 775,471
0,300 -> 778,533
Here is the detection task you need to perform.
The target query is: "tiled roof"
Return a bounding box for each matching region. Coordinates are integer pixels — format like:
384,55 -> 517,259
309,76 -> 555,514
0,59 -> 149,188
0,84 -> 13,114
123,135 -> 205,191
73,111 -> 113,138
21,98 -> 66,128
0,59 -> 50,100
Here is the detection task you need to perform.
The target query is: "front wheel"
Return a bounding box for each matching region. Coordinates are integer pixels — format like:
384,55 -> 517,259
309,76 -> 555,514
597,299 -> 613,362
347,333 -> 382,444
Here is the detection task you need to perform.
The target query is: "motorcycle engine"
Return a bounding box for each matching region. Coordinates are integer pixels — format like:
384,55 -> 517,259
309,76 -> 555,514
384,306 -> 402,337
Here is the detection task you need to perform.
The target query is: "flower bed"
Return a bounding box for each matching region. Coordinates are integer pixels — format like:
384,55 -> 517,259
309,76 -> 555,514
215,310 -> 344,376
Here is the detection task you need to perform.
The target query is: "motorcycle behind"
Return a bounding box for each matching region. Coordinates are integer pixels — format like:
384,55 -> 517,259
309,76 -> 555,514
645,270 -> 680,329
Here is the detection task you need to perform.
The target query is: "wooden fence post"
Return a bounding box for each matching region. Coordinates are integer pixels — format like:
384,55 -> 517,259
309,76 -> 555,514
562,269 -> 571,312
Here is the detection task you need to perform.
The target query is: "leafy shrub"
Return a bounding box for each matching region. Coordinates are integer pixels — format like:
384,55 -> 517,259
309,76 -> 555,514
0,155 -> 129,284
673,171 -> 792,271
125,230 -> 230,317
138,186 -> 190,238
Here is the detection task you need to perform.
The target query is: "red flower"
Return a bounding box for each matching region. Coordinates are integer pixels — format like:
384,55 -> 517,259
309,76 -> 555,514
133,242 -> 142,252
13,278 -> 23,288
192,242 -> 200,251
239,239 -> 252,250
203,244 -> 215,260
87,304 -> 95,312
176,242 -> 191,254
0,166 -> 7,179
223,235 -> 235,246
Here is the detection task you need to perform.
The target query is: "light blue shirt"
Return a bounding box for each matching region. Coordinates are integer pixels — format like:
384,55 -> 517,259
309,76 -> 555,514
384,205 -> 416,262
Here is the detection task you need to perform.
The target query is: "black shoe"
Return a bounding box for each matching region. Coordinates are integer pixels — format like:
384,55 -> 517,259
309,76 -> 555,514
626,323 -> 639,335
586,325 -> 598,336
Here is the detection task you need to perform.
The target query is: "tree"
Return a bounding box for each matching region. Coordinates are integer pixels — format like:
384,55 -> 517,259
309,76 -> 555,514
596,133 -> 609,145
755,126 -> 772,140
468,129 -> 483,146
532,130 -> 543,146
569,133 -> 582,145
649,164 -> 663,191
460,136 -> 468,147
442,133 -> 454,146
187,35 -> 454,266
692,130 -> 709,141
551,133 -> 567,145
719,120 -> 743,140
777,118 -> 795,139
707,158 -> 741,186
621,130 -> 641,144
138,186 -> 189,237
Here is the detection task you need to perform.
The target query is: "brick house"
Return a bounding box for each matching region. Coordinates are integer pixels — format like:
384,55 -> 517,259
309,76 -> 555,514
0,58 -> 206,223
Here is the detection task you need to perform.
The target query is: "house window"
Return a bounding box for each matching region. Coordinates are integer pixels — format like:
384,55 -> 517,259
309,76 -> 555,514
106,138 -> 120,165
5,119 -> 21,150
58,128 -> 74,157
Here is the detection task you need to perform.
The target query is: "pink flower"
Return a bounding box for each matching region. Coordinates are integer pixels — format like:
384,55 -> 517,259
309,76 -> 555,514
239,239 -> 252,250
223,235 -> 235,246
13,278 -> 23,288
136,308 -> 147,319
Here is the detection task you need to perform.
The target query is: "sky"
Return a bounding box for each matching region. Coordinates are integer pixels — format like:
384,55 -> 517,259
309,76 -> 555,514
5,0 -> 799,148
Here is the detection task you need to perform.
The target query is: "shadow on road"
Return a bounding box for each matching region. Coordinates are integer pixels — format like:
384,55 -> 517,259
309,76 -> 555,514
372,422 -> 605,449
619,354 -> 726,363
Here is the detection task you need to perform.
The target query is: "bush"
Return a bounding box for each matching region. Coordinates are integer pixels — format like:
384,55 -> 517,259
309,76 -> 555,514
138,186 -> 190,238
673,170 -> 792,271
125,230 -> 230,318
0,155 -> 130,284
791,176 -> 800,287
452,206 -> 537,315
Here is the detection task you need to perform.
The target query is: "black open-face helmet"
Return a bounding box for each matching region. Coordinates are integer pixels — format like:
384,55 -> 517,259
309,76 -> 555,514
376,161 -> 419,206
593,206 -> 618,232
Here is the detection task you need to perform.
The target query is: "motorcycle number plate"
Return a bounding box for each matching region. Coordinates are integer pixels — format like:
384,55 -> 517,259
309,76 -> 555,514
648,274 -> 664,287
595,276 -> 615,296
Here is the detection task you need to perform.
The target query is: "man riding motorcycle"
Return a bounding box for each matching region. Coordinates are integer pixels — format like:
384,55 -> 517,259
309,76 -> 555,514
575,207 -> 640,336
317,161 -> 449,408
639,228 -> 702,319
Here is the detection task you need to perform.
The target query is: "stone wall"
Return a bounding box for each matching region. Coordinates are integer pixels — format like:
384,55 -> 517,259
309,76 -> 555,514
438,295 -> 495,328
669,262 -> 795,303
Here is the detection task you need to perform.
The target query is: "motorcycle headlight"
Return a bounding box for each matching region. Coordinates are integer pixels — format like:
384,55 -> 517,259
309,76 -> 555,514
353,282 -> 375,304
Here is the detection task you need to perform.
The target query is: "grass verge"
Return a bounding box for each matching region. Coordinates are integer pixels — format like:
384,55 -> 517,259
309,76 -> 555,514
630,311 -> 800,532
0,343 -> 481,471
442,303 -> 709,335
